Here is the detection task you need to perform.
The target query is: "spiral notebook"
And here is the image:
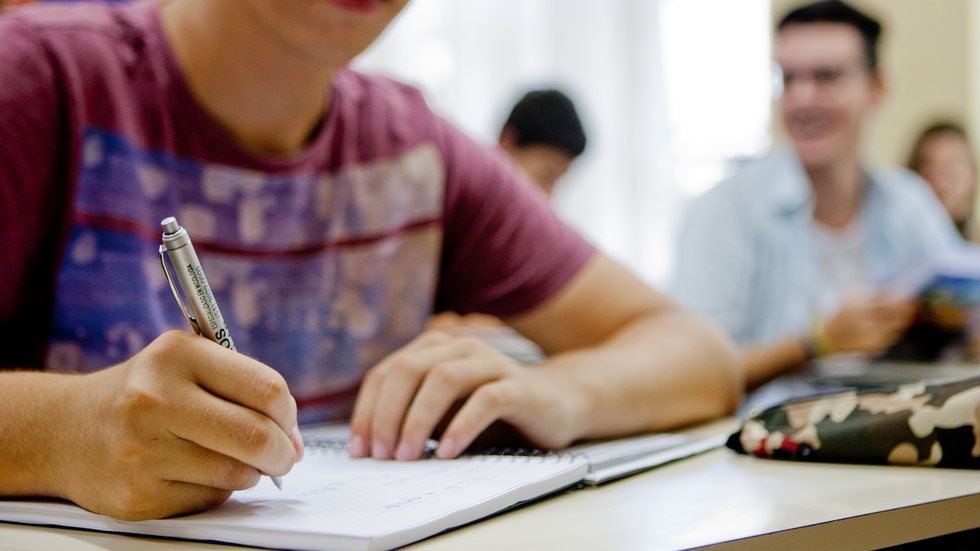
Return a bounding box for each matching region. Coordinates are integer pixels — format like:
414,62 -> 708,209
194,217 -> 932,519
0,425 -> 719,551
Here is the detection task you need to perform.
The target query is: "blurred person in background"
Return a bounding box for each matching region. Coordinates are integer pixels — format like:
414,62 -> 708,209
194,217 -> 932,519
497,88 -> 587,197
672,0 -> 960,389
908,121 -> 979,242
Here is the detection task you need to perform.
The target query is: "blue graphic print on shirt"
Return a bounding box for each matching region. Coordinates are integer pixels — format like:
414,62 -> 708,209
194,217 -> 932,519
48,128 -> 446,423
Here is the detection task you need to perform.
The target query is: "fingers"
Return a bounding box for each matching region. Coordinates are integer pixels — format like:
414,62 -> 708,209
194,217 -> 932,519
153,483 -> 234,520
872,299 -> 917,322
435,380 -> 520,459
165,386 -> 298,477
368,339 -> 477,459
289,426 -> 305,462
350,332 -> 457,457
152,437 -> 263,491
868,298 -> 917,345
138,332 -> 300,476
350,331 -> 521,461
99,481 -> 233,522
174,333 -> 298,435
846,294 -> 914,318
348,369 -> 381,458
395,357 -> 506,460
61,332 -> 304,521
350,332 -> 447,457
842,320 -> 906,353
830,294 -> 919,353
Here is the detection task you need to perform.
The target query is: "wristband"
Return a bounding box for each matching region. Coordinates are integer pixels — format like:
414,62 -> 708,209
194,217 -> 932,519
801,322 -> 834,360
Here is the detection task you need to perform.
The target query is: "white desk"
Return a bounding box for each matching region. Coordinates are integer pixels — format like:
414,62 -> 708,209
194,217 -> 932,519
3,421 -> 980,551
411,447 -> 980,550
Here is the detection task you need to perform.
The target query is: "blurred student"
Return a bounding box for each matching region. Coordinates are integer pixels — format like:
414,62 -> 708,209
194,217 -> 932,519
672,0 -> 960,389
498,89 -> 587,196
908,121 -> 979,242
0,0 -> 740,520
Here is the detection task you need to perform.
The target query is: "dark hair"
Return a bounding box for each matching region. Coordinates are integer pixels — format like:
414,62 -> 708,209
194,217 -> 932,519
907,121 -> 970,174
778,1 -> 882,71
501,89 -> 586,158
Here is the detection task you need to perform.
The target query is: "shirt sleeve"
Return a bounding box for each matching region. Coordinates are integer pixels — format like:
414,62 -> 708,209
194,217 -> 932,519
0,14 -> 73,367
670,187 -> 755,342
432,117 -> 594,318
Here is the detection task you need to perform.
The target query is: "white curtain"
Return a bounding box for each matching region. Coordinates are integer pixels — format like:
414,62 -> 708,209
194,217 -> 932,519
354,0 -> 771,285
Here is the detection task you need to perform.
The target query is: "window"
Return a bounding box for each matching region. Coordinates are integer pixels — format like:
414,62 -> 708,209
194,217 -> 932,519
355,0 -> 771,284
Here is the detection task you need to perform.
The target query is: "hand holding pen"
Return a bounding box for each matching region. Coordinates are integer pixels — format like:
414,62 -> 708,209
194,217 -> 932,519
159,217 -> 302,490
35,217 -> 301,521
51,330 -> 302,520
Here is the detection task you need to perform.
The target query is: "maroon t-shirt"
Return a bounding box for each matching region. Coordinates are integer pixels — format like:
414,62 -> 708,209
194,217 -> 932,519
0,1 -> 593,422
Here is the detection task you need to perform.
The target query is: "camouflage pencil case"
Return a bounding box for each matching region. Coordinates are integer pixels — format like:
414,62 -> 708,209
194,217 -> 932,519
726,375 -> 980,468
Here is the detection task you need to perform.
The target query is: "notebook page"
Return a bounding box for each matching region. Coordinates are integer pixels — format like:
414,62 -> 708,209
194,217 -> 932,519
183,456 -> 586,533
0,450 -> 588,551
298,425 -> 717,487
295,427 -> 717,491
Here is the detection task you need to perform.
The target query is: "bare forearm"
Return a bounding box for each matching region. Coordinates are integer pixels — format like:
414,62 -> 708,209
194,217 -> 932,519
540,307 -> 742,440
742,337 -> 809,390
0,371 -> 78,498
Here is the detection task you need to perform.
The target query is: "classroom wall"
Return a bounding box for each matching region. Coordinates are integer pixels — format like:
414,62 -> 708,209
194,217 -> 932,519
770,0 -> 975,167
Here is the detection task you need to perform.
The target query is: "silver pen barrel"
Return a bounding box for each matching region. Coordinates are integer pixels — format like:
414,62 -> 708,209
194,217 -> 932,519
160,217 -> 236,350
159,217 -> 283,490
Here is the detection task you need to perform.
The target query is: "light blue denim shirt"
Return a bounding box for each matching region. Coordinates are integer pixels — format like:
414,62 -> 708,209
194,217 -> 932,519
671,148 -> 962,345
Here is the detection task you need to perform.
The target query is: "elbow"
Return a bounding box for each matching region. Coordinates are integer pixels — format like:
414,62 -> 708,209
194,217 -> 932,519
640,306 -> 744,431
713,333 -> 744,416
684,311 -> 744,422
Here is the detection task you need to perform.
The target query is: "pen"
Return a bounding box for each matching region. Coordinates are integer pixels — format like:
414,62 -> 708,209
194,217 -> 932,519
158,216 -> 284,490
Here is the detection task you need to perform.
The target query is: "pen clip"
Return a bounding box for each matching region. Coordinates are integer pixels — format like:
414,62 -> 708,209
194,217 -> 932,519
159,245 -> 202,335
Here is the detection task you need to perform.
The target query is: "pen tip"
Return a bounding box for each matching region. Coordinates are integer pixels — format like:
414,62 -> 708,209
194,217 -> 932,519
271,476 -> 283,490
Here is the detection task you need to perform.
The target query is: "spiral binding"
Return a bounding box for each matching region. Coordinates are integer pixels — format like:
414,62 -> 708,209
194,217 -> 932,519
468,447 -> 587,463
302,437 -> 438,457
303,436 -> 584,463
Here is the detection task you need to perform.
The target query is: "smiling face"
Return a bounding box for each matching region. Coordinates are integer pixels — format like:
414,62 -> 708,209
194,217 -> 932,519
234,0 -> 410,67
776,23 -> 884,172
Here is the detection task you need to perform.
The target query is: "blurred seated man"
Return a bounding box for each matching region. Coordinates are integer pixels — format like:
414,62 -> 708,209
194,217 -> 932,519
672,0 -> 961,390
907,121 -> 979,242
498,88 -> 586,196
